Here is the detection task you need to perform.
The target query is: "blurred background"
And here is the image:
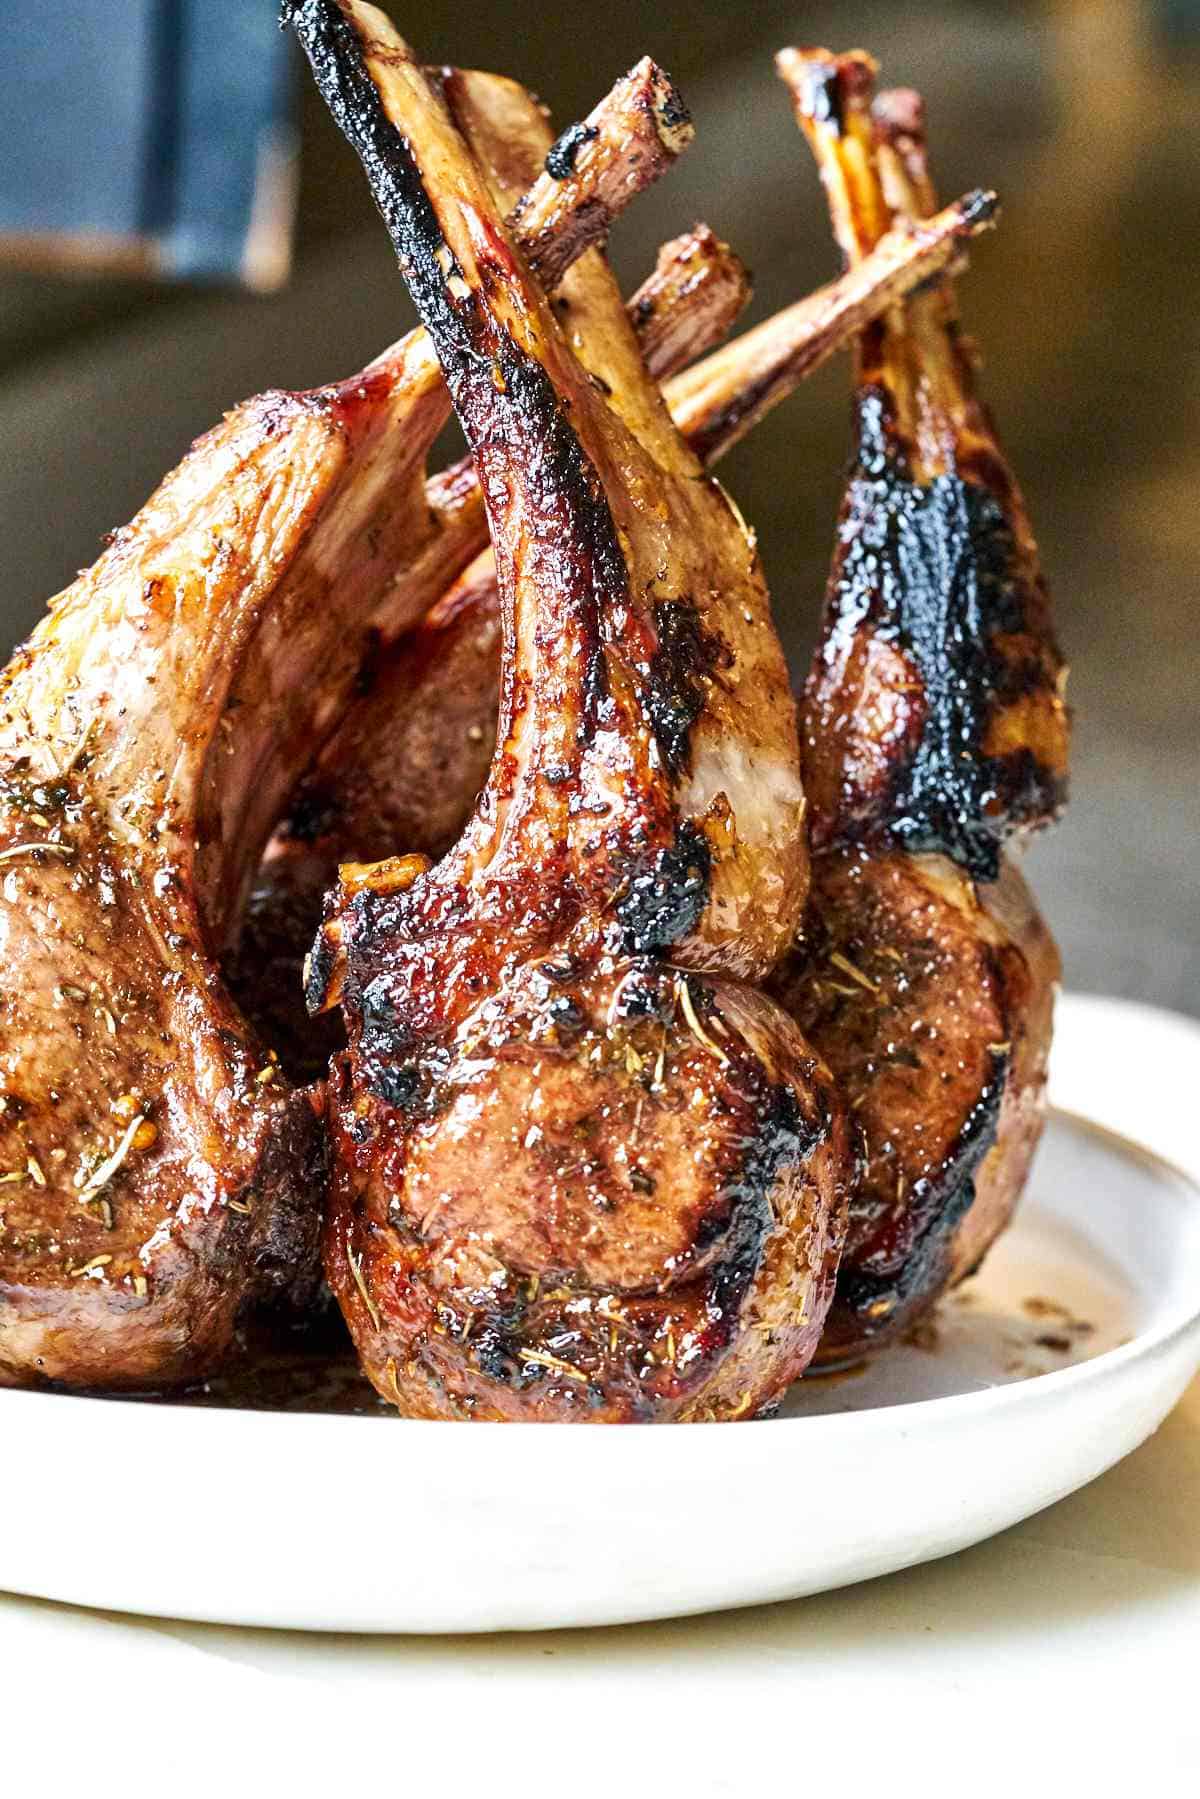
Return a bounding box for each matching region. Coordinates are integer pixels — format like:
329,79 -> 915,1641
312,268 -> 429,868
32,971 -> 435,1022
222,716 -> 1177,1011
0,0 -> 1196,1013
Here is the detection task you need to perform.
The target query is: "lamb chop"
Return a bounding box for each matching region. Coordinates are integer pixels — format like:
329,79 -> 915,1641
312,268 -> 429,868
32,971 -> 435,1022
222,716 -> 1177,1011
0,56 -> 688,1389
290,0 -> 859,1421
768,49 -> 1067,1362
232,192 -> 994,1081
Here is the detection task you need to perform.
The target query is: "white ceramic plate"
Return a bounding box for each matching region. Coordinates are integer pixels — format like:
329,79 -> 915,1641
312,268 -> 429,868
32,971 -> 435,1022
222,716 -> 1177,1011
1,992 -> 1198,1634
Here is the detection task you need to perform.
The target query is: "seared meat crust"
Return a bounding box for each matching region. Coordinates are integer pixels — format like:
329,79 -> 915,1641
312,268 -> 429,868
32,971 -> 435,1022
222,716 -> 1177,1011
326,951 -> 848,1420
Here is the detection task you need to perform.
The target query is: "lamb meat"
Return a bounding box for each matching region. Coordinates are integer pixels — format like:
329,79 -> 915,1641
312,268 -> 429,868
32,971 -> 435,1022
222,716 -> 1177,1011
771,850 -> 1059,1361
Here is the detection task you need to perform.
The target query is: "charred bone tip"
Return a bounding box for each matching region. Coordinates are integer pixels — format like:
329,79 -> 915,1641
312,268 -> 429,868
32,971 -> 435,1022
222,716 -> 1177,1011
957,188 -> 999,232
640,59 -> 693,153
775,45 -> 878,131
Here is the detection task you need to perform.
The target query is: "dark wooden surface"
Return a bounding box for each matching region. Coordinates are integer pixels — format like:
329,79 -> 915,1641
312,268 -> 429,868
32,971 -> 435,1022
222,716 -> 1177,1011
0,0 -> 1195,1014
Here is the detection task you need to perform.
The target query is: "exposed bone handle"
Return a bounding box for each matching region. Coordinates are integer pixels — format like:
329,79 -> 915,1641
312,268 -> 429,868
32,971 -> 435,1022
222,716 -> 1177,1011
628,225 -> 752,379
775,46 -> 888,264
665,189 -> 996,464
512,56 -> 694,289
873,87 -> 939,221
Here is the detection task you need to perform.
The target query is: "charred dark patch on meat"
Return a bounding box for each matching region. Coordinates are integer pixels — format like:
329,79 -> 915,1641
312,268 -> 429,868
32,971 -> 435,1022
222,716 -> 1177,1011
607,960 -> 675,1023
834,1053 -> 1006,1342
614,822 -> 711,953
542,990 -> 588,1042
544,120 -> 598,179
287,3 -> 473,354
817,388 -> 1065,880
628,290 -> 656,330
790,52 -> 875,138
482,344 -> 625,736
336,955 -> 435,1114
361,1053 -> 422,1112
0,768 -> 78,821
797,59 -> 847,134
303,921 -> 340,1017
656,83 -> 691,134
469,1316 -> 527,1385
281,783 -> 338,845
644,599 -> 721,779
702,1080 -> 822,1352
426,1278 -> 585,1399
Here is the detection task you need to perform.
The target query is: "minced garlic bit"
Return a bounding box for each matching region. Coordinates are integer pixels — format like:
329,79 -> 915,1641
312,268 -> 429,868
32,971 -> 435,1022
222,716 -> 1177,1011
0,840 -> 74,864
676,976 -> 729,1065
77,1114 -> 152,1207
828,950 -> 880,994
69,1254 -> 113,1277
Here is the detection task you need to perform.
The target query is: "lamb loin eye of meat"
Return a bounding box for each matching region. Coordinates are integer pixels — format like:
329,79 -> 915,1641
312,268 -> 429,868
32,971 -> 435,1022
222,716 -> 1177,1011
0,38 -> 692,1391
771,849 -> 1060,1360
291,0 -> 857,1421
